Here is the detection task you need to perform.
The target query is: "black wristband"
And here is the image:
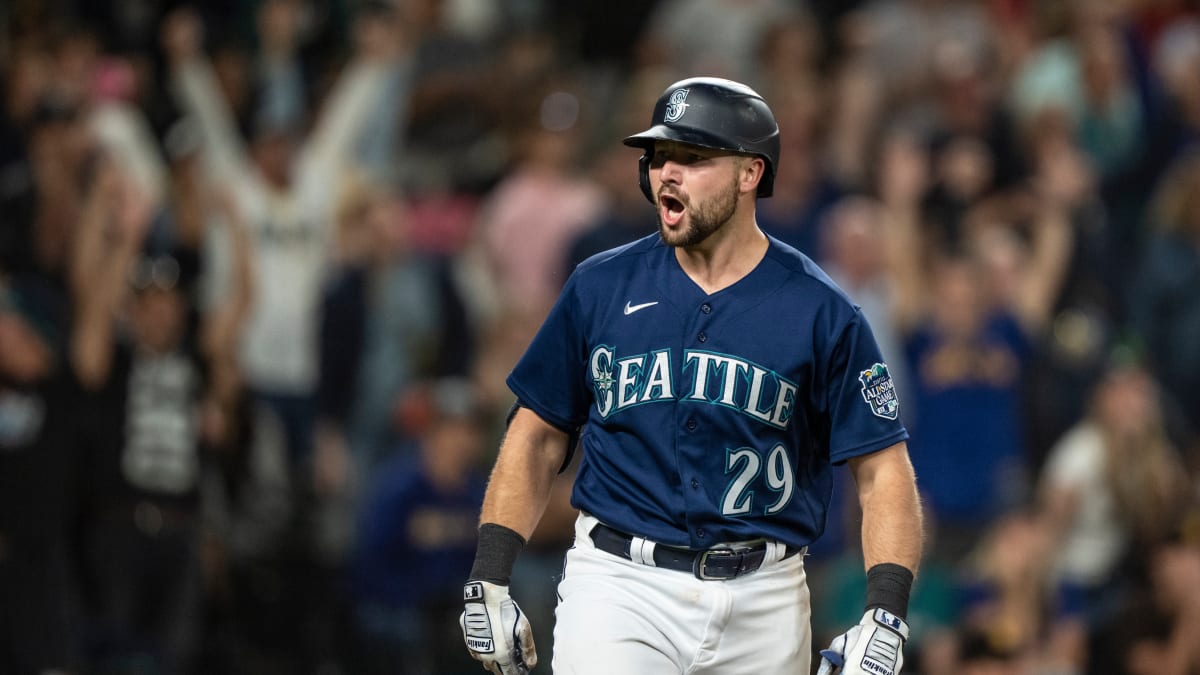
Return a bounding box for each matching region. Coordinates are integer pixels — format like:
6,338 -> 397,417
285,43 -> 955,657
865,563 -> 914,619
468,523 -> 527,586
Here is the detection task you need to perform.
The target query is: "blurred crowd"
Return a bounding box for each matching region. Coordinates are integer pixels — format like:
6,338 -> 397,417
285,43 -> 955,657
1,0 -> 1199,673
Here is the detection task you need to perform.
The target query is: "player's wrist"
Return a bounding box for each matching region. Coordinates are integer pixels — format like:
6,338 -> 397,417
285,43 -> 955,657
864,562 -> 914,619
468,522 -> 527,586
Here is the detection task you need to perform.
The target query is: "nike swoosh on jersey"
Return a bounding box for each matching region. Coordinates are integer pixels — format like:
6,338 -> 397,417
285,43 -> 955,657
623,301 -> 659,315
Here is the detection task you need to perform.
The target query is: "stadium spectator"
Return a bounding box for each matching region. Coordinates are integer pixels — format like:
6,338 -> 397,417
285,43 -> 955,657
163,5 -> 401,467
0,275 -> 80,675
347,378 -> 487,675
68,157 -> 251,673
1133,153 -> 1200,444
1038,362 -> 1190,624
316,177 -> 472,474
470,86 -> 605,321
893,177 -> 1078,562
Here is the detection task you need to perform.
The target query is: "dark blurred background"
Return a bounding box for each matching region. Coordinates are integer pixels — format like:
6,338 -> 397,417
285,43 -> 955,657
1,0 -> 1199,673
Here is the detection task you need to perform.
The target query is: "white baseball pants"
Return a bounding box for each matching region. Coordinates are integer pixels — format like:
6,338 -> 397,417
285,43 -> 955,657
552,512 -> 812,674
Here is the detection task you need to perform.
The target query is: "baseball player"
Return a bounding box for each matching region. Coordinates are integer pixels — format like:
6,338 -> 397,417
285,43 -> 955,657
460,77 -> 924,674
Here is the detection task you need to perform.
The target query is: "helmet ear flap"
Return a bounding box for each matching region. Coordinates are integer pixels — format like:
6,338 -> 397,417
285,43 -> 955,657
638,153 -> 654,204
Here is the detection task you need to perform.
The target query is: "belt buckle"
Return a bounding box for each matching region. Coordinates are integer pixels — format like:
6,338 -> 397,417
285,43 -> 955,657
693,548 -> 740,580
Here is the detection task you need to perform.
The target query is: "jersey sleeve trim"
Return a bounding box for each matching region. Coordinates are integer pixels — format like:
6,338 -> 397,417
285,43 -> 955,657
829,428 -> 910,466
506,376 -> 586,432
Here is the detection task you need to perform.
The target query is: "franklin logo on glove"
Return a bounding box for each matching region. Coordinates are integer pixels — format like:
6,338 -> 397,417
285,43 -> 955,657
466,635 -> 495,653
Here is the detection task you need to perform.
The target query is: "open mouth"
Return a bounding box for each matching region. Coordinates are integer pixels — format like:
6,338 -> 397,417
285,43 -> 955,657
660,193 -> 686,226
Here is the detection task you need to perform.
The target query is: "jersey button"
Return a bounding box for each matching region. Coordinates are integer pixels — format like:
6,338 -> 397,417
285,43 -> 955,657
697,331 -> 707,343
701,303 -> 711,314
691,479 -> 699,489
686,418 -> 697,431
697,529 -> 707,538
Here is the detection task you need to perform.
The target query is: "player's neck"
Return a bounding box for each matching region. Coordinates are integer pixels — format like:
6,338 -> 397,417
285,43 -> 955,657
674,214 -> 768,295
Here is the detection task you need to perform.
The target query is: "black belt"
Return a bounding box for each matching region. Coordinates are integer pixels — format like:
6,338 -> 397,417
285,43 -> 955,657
589,523 -> 803,580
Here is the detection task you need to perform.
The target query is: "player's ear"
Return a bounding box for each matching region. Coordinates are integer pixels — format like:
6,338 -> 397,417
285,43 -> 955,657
738,156 -> 765,196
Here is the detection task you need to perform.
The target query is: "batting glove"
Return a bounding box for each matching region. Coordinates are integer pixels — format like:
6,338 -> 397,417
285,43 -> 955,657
460,580 -> 537,674
816,608 -> 909,675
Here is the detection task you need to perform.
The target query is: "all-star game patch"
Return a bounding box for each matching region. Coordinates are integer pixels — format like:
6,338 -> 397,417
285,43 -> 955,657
859,363 -> 899,420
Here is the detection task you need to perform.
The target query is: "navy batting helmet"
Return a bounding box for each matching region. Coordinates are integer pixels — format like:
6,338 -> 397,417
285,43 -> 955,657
623,77 -> 780,204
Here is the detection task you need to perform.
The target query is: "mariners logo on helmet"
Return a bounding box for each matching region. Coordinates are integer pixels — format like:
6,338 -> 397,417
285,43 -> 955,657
623,77 -> 781,202
859,363 -> 899,420
664,89 -> 690,122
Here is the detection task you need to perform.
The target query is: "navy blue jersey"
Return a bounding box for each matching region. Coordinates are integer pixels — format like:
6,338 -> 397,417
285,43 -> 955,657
507,233 -> 908,549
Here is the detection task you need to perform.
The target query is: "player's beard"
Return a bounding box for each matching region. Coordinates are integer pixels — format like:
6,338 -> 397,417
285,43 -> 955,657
658,174 -> 739,248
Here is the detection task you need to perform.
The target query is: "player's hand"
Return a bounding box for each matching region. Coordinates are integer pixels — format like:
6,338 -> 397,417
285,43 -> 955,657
460,580 -> 537,674
816,608 -> 908,675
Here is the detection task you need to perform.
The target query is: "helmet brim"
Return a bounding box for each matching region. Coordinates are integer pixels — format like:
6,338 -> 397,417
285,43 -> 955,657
622,125 -> 749,155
